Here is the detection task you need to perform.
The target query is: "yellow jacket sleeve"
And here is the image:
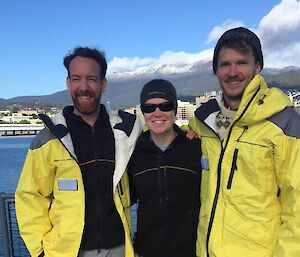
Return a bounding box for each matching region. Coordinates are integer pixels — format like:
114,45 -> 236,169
15,146 -> 55,257
274,135 -> 300,257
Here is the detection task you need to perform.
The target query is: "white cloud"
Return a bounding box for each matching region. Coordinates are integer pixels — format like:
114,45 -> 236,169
108,49 -> 213,73
108,56 -> 155,73
257,0 -> 300,67
206,20 -> 245,44
155,50 -> 213,66
205,0 -> 300,68
264,41 -> 300,68
258,0 -> 300,49
108,0 -> 300,73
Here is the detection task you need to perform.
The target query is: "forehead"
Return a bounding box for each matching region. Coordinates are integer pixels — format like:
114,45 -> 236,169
145,98 -> 168,104
218,47 -> 255,62
69,56 -> 100,75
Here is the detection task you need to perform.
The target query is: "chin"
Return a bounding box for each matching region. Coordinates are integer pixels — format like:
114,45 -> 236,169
152,128 -> 168,135
76,106 -> 99,115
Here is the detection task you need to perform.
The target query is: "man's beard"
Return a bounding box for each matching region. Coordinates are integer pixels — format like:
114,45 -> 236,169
72,91 -> 101,116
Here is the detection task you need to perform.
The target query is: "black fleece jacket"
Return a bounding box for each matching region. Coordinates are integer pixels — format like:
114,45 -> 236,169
128,125 -> 201,257
63,105 -> 124,250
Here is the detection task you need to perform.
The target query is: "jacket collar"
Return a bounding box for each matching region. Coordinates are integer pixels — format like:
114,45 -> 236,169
195,74 -> 293,129
39,107 -> 144,185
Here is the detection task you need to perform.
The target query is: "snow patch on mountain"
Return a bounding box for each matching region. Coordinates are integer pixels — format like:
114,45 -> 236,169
107,60 -> 212,80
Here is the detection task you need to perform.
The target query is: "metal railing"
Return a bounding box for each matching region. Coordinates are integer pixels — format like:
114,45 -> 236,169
0,193 -> 30,257
0,193 -> 138,257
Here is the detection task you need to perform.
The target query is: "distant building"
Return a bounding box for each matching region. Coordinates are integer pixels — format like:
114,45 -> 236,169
0,113 -> 40,124
0,124 -> 44,136
0,110 -> 10,116
176,100 -> 196,120
288,91 -> 300,108
18,109 -> 38,116
196,90 -> 218,107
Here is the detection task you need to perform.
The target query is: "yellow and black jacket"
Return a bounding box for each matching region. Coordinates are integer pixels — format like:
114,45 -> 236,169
189,75 -> 300,257
15,107 -> 143,257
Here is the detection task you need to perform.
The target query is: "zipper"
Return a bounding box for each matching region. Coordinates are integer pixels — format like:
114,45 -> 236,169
226,148 -> 239,189
157,154 -> 163,204
118,180 -> 124,195
157,153 -> 166,254
163,166 -> 168,201
205,86 -> 260,257
205,144 -> 224,257
237,126 -> 248,141
91,125 -> 103,247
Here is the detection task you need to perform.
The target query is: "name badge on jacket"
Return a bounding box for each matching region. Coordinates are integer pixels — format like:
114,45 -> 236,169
201,157 -> 209,170
58,179 -> 78,191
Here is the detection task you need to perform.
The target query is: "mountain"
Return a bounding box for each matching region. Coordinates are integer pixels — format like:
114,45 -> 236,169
1,61 -> 300,110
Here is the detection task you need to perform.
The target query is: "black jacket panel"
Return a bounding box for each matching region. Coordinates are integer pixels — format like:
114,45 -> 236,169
64,105 -> 124,250
128,125 -> 201,257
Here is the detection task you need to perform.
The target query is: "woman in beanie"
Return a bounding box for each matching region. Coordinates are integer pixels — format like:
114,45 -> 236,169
127,79 -> 201,257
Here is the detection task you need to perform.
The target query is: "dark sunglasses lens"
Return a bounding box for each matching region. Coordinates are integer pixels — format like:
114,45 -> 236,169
141,102 -> 174,113
141,104 -> 156,113
159,102 -> 174,112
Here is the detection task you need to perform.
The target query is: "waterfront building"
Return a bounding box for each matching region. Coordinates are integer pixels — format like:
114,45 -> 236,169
0,124 -> 44,136
288,91 -> 300,108
18,110 -> 38,116
0,110 -> 10,116
176,100 -> 196,120
0,114 -> 41,124
196,90 -> 218,107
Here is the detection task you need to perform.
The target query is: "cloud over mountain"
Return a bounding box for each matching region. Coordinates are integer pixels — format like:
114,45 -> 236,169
107,0 -> 300,73
258,0 -> 300,68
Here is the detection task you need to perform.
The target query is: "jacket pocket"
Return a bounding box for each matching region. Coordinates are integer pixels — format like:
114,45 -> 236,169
227,148 -> 239,189
224,205 -> 278,250
44,219 -> 83,256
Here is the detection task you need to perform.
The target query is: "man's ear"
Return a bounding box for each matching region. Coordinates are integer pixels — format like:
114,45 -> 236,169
255,63 -> 261,74
101,78 -> 107,93
66,77 -> 71,91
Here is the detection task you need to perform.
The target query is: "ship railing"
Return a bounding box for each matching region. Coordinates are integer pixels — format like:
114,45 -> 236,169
0,192 -> 138,257
0,193 -> 30,257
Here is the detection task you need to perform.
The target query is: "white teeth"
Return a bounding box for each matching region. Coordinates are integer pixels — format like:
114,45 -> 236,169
153,120 -> 164,123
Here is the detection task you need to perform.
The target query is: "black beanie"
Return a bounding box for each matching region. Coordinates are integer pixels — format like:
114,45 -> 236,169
140,79 -> 178,108
212,27 -> 263,74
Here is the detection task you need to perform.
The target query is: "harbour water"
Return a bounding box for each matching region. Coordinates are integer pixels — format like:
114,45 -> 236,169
0,136 -> 32,256
0,136 -> 32,194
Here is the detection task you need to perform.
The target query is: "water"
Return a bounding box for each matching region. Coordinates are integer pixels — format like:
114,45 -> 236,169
0,136 -> 32,194
0,136 -> 33,256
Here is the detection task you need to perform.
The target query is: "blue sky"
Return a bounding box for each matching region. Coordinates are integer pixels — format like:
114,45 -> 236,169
1,0 -> 300,99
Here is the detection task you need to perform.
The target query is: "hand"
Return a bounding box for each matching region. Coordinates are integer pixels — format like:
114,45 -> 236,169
186,130 -> 198,140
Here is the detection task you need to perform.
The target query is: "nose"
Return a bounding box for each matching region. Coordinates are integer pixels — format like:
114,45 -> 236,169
229,64 -> 237,77
228,64 -> 238,76
80,78 -> 89,90
153,106 -> 162,116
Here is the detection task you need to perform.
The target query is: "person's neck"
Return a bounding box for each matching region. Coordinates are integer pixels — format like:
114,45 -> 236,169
74,107 -> 100,127
150,129 -> 177,149
223,96 -> 240,111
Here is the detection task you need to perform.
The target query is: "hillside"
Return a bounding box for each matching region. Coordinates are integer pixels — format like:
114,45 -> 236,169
1,62 -> 300,110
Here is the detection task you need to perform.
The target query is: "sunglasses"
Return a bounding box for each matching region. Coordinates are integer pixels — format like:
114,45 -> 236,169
141,102 -> 175,113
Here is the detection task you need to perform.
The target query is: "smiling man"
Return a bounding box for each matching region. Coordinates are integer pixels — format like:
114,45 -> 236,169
189,27 -> 300,257
15,47 -> 143,257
